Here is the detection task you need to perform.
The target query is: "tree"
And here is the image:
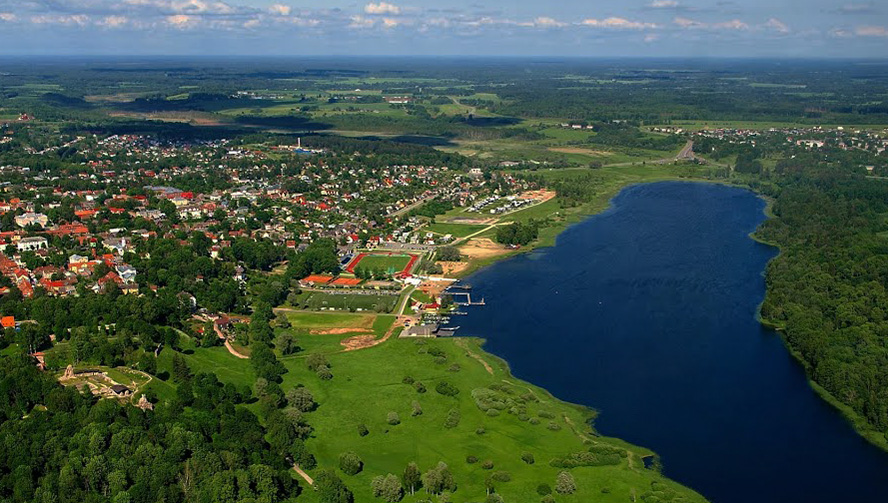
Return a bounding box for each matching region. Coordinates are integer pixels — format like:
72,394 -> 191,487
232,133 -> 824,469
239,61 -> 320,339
172,353 -> 191,383
555,471 -> 576,495
286,386 -> 316,412
339,451 -> 363,476
275,332 -> 298,355
387,411 -> 400,425
422,462 -> 455,495
437,246 -> 462,262
403,462 -> 421,496
315,469 -> 354,503
371,474 -> 403,503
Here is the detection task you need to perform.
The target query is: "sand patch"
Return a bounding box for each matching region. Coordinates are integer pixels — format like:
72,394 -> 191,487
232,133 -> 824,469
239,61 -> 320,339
311,328 -> 373,336
460,238 -> 511,260
438,261 -> 469,276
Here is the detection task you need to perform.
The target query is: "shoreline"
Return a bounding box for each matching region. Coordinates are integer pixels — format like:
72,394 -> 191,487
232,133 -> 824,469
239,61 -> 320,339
447,174 -> 888,470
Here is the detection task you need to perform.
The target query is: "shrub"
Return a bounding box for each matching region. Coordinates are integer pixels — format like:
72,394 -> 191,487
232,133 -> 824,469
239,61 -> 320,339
491,471 -> 511,482
448,363 -> 461,372
286,386 -> 316,412
307,353 -> 329,372
466,456 -> 479,464
481,460 -> 494,470
402,376 -> 415,384
547,421 -> 562,431
475,426 -> 486,435
537,483 -> 552,496
486,409 -> 500,417
555,471 -> 577,495
411,401 -> 423,417
317,365 -> 333,380
522,452 -> 535,465
444,408 -> 460,429
414,381 -> 427,393
387,411 -> 401,425
538,411 -> 555,419
435,381 -> 459,397
357,423 -> 369,437
434,357 -> 448,366
339,451 -> 363,475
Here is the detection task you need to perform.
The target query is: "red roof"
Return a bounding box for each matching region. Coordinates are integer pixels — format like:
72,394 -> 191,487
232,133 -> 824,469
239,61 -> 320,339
1,316 -> 14,328
331,277 -> 362,286
302,274 -> 334,284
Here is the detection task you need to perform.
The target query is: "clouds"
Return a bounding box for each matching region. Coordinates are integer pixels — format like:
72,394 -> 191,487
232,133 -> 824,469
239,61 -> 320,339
855,25 -> 888,37
0,0 -> 882,56
364,2 -> 401,16
582,17 -> 658,30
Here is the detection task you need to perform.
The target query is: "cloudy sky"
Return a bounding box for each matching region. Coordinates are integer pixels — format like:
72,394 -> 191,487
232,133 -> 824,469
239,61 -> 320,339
0,0 -> 886,57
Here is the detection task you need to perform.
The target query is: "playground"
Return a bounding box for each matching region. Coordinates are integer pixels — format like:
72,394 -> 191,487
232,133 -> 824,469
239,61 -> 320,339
345,252 -> 419,277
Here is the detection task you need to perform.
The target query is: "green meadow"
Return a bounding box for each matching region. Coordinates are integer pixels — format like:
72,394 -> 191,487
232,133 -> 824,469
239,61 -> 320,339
160,331 -> 706,503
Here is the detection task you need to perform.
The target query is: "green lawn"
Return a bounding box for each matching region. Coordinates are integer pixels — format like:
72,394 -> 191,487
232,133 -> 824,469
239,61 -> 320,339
291,291 -> 401,313
425,222 -> 487,238
174,336 -> 705,503
354,254 -> 413,273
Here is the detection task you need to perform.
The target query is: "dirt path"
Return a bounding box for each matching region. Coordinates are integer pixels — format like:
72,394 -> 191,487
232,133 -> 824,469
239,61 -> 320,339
340,316 -> 406,352
456,339 -> 494,375
214,323 -> 249,359
292,464 -> 314,486
562,415 -> 590,442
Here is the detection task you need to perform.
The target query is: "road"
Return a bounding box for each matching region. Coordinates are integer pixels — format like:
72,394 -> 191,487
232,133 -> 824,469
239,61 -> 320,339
676,140 -> 696,161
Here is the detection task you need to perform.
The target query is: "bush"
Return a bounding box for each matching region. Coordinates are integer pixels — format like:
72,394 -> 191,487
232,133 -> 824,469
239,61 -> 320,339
444,408 -> 460,429
466,456 -> 479,464
307,353 -> 329,372
547,421 -> 561,431
339,451 -> 363,476
522,452 -> 535,465
475,426 -> 486,435
387,411 -> 401,425
491,471 -> 511,482
414,381 -> 427,393
286,386 -> 316,412
411,401 -> 423,417
435,381 -> 459,397
357,423 -> 369,437
317,365 -> 334,380
538,411 -> 555,419
402,376 -> 415,384
537,483 -> 552,496
555,471 -> 577,495
481,460 -> 494,470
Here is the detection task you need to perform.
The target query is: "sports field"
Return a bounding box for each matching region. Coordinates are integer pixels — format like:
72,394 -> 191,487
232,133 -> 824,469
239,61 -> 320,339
346,252 -> 419,276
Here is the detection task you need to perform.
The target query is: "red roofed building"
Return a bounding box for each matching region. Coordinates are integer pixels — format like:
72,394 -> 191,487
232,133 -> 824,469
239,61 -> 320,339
17,279 -> 33,298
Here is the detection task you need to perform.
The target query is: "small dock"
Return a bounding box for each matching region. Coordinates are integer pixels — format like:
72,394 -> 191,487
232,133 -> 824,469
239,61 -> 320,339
450,292 -> 486,306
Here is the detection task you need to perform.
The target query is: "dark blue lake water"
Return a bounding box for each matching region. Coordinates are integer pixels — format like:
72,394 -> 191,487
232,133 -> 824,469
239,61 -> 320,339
448,181 -> 888,503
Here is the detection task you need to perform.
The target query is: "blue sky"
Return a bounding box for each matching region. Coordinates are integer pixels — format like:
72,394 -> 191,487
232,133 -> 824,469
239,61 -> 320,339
0,1 -> 886,57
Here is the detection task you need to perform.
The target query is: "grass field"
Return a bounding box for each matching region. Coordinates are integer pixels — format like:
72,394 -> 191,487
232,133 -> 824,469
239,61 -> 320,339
161,334 -> 705,503
350,253 -> 413,274
291,291 -> 401,313
425,222 -> 487,238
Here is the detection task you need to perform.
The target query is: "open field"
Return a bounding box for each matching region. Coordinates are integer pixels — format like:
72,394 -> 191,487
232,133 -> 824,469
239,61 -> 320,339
425,222 -> 487,238
290,291 -> 401,313
162,335 -> 704,503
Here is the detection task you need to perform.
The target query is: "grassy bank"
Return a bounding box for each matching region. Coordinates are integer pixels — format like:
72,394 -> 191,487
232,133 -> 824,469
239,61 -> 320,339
162,325 -> 707,503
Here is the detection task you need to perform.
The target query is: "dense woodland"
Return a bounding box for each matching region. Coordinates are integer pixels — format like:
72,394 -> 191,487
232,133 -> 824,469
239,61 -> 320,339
758,169 -> 888,435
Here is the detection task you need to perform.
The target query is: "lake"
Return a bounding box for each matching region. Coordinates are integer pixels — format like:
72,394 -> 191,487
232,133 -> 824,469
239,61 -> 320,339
448,181 -> 888,503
